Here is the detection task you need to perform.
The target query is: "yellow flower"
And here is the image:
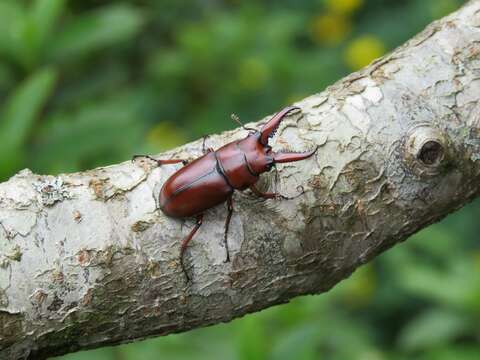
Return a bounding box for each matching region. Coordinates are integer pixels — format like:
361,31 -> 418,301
326,0 -> 363,15
237,57 -> 270,90
147,122 -> 187,151
344,35 -> 386,70
472,251 -> 480,272
339,264 -> 376,308
310,13 -> 351,46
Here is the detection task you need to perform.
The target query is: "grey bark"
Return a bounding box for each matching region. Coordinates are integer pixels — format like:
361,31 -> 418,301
2,1 -> 480,358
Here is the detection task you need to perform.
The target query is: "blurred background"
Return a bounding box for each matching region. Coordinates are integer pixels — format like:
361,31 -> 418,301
0,0 -> 477,359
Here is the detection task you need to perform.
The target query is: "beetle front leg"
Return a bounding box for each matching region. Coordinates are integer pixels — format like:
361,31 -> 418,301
223,196 -> 233,262
180,214 -> 203,282
249,184 -> 287,200
249,184 -> 304,200
132,155 -> 188,166
202,135 -> 214,154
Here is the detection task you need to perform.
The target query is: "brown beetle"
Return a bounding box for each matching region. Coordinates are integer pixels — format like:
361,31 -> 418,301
135,106 -> 317,280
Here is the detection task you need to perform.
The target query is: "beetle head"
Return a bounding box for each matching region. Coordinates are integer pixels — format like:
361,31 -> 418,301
240,106 -> 318,174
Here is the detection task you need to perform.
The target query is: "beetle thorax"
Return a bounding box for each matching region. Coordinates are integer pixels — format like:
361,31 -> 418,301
215,134 -> 272,190
238,134 -> 274,175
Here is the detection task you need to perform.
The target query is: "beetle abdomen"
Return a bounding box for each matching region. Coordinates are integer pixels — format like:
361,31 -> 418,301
159,152 -> 233,218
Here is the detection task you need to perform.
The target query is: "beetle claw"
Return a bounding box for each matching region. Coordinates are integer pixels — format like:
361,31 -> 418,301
132,154 -> 158,163
131,154 -> 142,162
274,186 -> 306,200
273,146 -> 318,163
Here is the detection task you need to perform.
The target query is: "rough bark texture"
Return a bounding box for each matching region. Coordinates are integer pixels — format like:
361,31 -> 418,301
2,1 -> 480,358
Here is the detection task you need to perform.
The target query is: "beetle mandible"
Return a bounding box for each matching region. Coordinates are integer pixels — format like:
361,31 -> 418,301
134,106 -> 317,280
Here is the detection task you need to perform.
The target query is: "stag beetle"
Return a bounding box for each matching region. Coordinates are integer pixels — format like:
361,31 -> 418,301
134,106 -> 317,280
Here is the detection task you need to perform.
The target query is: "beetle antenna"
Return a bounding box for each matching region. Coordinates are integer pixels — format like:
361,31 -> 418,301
231,113 -> 256,131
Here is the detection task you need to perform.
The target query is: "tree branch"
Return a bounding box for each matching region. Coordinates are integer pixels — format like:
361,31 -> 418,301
2,1 -> 480,358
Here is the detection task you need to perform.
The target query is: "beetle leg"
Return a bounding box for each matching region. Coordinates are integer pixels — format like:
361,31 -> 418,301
250,184 -> 284,199
224,196 -> 233,262
132,155 -> 188,166
249,184 -> 303,200
180,214 -> 203,282
202,135 -> 214,154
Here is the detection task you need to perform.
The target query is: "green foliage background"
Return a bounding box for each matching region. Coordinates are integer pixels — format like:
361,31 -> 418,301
0,0 -> 478,359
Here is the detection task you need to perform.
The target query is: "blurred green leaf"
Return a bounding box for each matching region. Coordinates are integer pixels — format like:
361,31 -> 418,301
48,4 -> 144,61
407,225 -> 458,257
0,67 -> 57,148
0,2 -> 24,63
31,0 -> 66,54
32,91 -> 145,172
397,308 -> 471,351
0,0 -> 64,68
397,258 -> 480,309
0,67 -> 57,178
271,323 -> 321,360
0,62 -> 14,91
421,345 -> 480,360
51,347 -> 116,360
236,315 -> 268,360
